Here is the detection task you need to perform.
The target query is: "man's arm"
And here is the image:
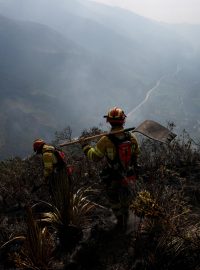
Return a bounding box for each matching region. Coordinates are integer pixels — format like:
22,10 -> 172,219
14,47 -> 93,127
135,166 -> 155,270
81,136 -> 107,162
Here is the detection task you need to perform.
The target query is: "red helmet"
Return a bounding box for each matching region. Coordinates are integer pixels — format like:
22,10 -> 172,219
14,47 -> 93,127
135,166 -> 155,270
104,107 -> 126,125
33,139 -> 45,152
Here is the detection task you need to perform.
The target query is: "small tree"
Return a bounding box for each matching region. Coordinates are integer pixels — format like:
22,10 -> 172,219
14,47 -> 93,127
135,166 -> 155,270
52,126 -> 73,146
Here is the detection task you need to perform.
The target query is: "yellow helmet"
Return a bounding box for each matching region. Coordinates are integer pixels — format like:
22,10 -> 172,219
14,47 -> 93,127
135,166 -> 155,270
104,107 -> 126,125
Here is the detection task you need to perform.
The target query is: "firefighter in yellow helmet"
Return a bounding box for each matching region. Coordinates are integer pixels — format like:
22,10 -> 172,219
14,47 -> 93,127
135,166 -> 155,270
32,139 -> 69,196
80,107 -> 139,230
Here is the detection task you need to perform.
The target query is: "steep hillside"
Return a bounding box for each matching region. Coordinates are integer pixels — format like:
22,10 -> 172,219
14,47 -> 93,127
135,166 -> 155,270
0,15 -> 84,158
0,14 -> 158,159
0,0 -> 187,77
0,134 -> 200,270
0,0 -> 200,158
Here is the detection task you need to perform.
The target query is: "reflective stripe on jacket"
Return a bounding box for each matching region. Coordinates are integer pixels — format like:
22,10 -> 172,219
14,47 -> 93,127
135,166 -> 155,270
42,144 -> 58,177
82,127 -> 139,163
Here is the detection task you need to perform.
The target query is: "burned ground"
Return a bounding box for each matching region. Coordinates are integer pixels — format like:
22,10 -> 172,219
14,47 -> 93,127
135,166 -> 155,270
0,131 -> 200,270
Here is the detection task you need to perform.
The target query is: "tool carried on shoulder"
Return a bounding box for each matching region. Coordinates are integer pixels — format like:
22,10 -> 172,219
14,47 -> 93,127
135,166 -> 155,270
59,120 -> 176,147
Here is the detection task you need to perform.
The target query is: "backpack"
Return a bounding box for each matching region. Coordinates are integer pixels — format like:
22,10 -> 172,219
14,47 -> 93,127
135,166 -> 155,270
54,149 -> 66,167
106,133 -> 136,188
54,149 -> 74,176
108,132 -> 132,170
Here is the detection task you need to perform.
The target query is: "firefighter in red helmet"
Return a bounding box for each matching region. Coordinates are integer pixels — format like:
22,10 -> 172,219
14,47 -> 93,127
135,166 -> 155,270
33,138 -> 70,196
33,139 -> 59,178
80,107 -> 139,230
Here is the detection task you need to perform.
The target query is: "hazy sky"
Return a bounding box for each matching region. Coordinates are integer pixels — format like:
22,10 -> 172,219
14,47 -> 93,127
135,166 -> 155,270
90,0 -> 200,24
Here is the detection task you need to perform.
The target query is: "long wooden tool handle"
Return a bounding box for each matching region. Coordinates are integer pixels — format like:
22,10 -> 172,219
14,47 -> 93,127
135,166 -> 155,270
59,127 -> 135,147
59,120 -> 176,147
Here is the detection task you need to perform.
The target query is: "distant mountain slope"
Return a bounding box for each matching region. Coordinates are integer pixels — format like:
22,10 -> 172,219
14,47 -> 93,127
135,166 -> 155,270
0,14 -> 167,159
0,0 -> 200,159
0,0 -> 187,74
0,15 -> 85,158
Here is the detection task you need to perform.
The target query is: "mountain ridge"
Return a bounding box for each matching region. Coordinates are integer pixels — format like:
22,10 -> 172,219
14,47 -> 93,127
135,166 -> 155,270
0,1 -> 200,158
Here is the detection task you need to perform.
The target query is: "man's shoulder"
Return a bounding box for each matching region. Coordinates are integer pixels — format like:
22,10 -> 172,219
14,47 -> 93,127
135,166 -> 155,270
42,144 -> 55,153
97,135 -> 113,148
129,132 -> 137,139
98,135 -> 110,142
129,133 -> 139,147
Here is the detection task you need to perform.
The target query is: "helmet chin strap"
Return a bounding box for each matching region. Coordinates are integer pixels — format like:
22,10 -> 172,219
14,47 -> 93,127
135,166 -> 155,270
110,123 -> 125,128
109,119 -> 126,126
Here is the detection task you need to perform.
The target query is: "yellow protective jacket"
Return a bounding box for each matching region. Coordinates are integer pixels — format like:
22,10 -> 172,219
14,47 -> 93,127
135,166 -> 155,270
82,127 -> 139,165
42,144 -> 58,177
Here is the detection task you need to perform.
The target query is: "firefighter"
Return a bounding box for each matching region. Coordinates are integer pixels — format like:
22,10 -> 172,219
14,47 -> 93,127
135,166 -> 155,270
80,107 -> 139,230
33,139 -> 69,196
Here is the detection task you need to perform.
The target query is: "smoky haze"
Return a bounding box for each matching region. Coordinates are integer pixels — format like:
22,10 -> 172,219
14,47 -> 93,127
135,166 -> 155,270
0,0 -> 200,159
90,0 -> 200,24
